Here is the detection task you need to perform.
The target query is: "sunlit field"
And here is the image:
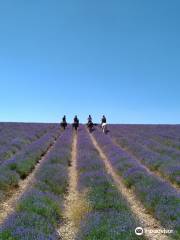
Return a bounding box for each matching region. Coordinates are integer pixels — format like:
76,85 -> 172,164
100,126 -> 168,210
0,123 -> 179,240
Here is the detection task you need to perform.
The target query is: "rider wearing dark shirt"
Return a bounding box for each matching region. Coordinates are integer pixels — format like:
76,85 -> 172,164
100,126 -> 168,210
87,115 -> 92,123
62,115 -> 66,123
101,115 -> 107,124
74,115 -> 79,124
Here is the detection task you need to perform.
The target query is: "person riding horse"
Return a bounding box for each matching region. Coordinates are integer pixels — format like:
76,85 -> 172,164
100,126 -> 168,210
72,115 -> 79,131
87,115 -> 93,132
60,115 -> 67,130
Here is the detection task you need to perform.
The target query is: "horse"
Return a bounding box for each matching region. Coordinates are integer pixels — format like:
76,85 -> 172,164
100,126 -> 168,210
87,121 -> 94,133
60,122 -> 67,130
101,122 -> 108,134
72,122 -> 79,131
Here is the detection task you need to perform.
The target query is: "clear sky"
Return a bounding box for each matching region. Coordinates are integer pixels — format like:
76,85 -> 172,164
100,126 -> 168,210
0,0 -> 180,124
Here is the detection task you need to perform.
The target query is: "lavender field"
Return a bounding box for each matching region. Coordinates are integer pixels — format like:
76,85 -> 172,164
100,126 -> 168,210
0,123 -> 180,240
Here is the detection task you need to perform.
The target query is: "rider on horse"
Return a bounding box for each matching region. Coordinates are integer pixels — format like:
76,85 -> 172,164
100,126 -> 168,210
61,115 -> 67,130
73,115 -> 79,131
87,115 -> 93,132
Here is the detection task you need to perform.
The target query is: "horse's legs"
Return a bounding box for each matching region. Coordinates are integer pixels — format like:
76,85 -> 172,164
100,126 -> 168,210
103,125 -> 106,133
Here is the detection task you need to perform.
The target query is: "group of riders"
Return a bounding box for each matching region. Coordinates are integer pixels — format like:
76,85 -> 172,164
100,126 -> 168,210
60,115 -> 108,133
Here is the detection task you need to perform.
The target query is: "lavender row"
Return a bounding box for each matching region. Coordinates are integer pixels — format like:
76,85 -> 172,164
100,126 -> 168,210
109,124 -> 180,136
115,136 -> 180,186
108,125 -> 180,149
109,125 -> 180,186
93,129 -> 180,239
0,123 -> 58,164
76,126 -> 143,240
0,127 -> 60,202
113,125 -> 180,159
109,124 -> 180,150
0,123 -> 56,147
0,127 -> 73,240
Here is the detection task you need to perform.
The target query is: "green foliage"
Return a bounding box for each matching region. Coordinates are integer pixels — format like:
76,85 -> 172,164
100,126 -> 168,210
89,182 -> 127,211
17,192 -> 61,226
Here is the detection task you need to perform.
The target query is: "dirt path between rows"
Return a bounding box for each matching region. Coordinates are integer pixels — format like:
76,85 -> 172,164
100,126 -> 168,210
89,133 -> 171,240
111,137 -> 180,192
58,133 -> 78,240
0,138 -> 58,226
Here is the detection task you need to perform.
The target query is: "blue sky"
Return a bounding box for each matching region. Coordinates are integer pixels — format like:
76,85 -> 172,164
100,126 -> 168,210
0,0 -> 180,123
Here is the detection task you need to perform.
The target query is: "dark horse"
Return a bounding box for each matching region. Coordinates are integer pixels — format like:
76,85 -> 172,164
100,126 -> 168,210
72,122 -> 79,131
87,121 -> 94,133
60,122 -> 67,130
